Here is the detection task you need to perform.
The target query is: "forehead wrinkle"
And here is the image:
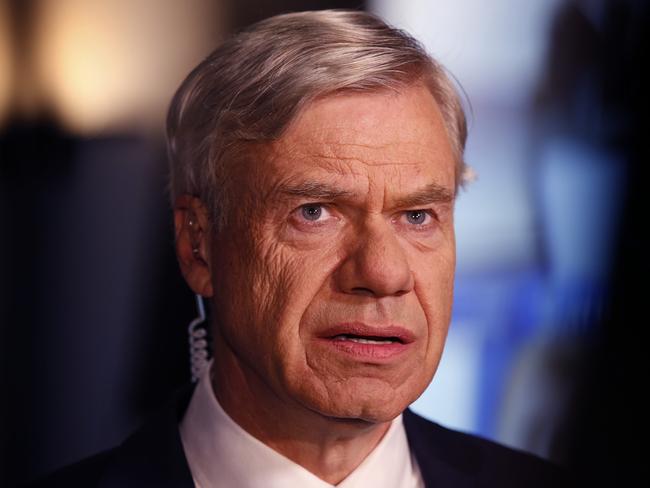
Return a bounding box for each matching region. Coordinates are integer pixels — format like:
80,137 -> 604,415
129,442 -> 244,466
308,120 -> 432,142
283,153 -> 371,181
300,139 -> 432,166
259,158 -> 369,204
302,152 -> 424,171
271,139 -> 379,179
319,138 -> 433,151
270,139 -> 365,174
276,123 -> 438,170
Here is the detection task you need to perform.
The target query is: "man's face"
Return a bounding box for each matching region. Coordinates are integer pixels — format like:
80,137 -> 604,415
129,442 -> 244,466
209,83 -> 456,423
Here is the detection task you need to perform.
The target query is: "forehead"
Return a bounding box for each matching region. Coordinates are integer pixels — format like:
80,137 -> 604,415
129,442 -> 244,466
259,84 -> 456,195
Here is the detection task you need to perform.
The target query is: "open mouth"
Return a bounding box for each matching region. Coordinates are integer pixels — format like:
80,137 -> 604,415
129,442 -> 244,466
318,325 -> 413,361
331,334 -> 403,345
318,323 -> 415,346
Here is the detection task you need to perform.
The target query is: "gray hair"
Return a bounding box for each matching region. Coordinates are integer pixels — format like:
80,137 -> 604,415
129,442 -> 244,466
167,9 -> 467,229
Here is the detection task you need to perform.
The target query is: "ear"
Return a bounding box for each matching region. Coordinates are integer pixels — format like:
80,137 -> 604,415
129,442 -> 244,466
173,194 -> 214,297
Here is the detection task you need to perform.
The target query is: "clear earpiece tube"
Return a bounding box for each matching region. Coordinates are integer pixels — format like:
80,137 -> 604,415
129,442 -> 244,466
188,294 -> 209,382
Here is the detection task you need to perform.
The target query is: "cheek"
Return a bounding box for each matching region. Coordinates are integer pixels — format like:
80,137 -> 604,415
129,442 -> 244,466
219,235 -> 330,354
412,247 -> 455,344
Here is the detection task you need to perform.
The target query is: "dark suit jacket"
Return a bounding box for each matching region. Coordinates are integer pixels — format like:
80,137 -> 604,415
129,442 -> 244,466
30,386 -> 569,487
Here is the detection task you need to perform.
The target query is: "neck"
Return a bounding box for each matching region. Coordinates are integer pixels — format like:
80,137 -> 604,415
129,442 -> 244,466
210,338 -> 392,484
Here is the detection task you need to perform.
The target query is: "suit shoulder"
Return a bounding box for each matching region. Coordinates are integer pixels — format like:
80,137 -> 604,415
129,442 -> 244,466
403,409 -> 571,487
26,448 -> 117,488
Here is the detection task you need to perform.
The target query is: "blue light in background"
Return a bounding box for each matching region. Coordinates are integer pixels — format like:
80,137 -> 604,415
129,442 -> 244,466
371,0 -> 624,461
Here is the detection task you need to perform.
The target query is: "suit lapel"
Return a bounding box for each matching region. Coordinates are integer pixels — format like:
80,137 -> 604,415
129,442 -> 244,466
403,408 -> 475,487
93,389 -> 476,487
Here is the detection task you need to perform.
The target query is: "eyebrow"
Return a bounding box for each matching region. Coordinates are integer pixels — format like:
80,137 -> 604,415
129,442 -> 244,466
393,183 -> 455,208
277,180 -> 455,206
277,181 -> 355,201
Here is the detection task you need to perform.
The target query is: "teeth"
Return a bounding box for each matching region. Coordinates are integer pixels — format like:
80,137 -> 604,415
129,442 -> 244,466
333,335 -> 394,344
349,338 -> 393,345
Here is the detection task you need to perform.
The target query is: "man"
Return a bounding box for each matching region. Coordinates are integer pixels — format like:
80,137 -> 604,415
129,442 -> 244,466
36,10 -> 567,487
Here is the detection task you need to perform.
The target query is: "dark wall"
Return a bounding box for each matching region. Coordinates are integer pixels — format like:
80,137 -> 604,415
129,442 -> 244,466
535,1 -> 649,485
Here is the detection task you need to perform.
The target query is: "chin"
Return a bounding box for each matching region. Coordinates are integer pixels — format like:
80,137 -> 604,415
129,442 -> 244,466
308,376 -> 423,424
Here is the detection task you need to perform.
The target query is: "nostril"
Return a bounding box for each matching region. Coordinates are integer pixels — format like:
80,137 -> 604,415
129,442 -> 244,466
350,286 -> 410,298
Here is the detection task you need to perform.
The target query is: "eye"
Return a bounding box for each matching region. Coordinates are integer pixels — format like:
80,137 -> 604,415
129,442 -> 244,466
301,204 -> 324,221
404,210 -> 431,225
297,204 -> 334,223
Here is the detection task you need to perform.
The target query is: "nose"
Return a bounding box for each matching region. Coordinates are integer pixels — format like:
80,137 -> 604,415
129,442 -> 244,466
335,219 -> 414,297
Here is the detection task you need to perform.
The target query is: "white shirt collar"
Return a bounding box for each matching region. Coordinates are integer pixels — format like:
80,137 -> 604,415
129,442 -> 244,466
179,363 -> 424,488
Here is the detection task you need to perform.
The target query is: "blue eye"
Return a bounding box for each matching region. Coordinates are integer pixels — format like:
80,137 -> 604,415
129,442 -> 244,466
405,210 -> 428,225
301,205 -> 323,221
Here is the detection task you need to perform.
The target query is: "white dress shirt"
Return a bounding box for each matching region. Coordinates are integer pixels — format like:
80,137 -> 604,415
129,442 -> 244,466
180,364 -> 424,487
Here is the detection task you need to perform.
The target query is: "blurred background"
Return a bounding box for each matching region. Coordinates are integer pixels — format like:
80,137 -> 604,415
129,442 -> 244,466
1,0 -> 647,486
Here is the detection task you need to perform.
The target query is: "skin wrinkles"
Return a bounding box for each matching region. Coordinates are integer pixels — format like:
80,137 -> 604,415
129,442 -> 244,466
272,122 -> 439,176
180,83 -> 457,483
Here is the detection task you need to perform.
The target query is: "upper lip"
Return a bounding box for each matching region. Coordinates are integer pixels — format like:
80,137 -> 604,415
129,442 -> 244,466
318,322 -> 416,344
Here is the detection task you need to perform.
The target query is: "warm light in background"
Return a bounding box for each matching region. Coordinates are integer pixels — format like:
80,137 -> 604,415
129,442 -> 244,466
0,0 -> 12,126
33,0 -> 225,134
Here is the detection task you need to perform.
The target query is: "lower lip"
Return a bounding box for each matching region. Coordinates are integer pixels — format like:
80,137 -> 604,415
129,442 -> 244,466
317,338 -> 411,361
